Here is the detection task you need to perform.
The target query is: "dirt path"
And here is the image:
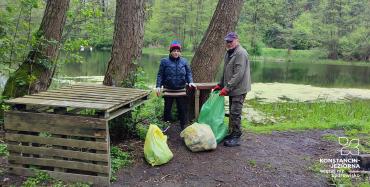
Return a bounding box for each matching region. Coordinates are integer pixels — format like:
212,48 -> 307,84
113,125 -> 342,187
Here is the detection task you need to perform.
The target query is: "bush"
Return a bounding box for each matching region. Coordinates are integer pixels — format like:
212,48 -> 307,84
340,27 -> 370,61
132,95 -> 169,140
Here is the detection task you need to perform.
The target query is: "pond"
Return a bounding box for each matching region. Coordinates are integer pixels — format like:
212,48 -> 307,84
55,50 -> 370,89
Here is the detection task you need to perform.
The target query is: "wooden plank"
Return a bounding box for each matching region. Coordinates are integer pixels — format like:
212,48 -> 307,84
7,145 -> 108,162
72,84 -> 147,91
8,155 -> 109,174
5,133 -> 108,151
107,99 -> 147,120
195,89 -> 200,119
34,92 -> 129,102
107,95 -> 149,113
44,88 -> 147,97
23,95 -> 117,105
5,122 -> 106,138
5,97 -> 113,110
5,111 -> 107,130
9,167 -> 109,186
57,86 -> 147,95
194,82 -> 218,89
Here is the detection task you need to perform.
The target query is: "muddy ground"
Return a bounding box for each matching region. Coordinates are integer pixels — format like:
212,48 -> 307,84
113,125 -> 343,187
0,126 -> 344,187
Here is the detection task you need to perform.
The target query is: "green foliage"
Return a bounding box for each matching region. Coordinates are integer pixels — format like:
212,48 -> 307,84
321,134 -> 338,142
0,0 -> 45,70
22,171 -> 52,187
144,0 -> 217,50
247,159 -> 257,167
339,26 -> 370,61
110,146 -> 132,181
0,143 -> 9,157
263,24 -> 287,48
132,95 -> 170,140
21,170 -> 91,187
249,42 -> 262,56
308,161 -> 324,173
119,65 -> 149,89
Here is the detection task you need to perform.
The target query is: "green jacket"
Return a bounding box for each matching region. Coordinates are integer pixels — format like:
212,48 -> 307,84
219,45 -> 251,96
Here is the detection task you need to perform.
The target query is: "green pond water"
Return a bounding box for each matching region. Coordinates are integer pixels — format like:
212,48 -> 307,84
54,50 -> 370,89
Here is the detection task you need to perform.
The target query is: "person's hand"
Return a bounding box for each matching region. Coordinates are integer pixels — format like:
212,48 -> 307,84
219,88 -> 229,96
212,84 -> 222,91
156,87 -> 161,96
189,83 -> 197,88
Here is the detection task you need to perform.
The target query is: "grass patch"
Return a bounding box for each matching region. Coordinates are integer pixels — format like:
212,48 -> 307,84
247,159 -> 257,167
21,170 -> 91,187
110,146 -> 133,181
321,134 -> 338,142
253,48 -> 370,66
243,99 -> 370,134
308,161 -> 325,173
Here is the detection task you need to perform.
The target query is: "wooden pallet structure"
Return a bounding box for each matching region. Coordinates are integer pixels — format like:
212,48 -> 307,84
4,84 -> 150,186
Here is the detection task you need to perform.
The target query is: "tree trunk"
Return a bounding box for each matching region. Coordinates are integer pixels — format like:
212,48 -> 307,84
103,0 -> 145,87
3,0 -> 70,98
190,0 -> 244,82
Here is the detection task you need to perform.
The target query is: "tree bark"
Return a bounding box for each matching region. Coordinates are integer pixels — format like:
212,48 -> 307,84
190,0 -> 244,82
3,0 -> 70,98
103,0 -> 145,87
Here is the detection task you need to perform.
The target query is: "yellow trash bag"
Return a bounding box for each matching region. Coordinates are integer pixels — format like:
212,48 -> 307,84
144,124 -> 173,166
180,123 -> 217,152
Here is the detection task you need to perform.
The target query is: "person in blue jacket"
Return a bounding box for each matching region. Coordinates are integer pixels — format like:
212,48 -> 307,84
156,40 -> 196,130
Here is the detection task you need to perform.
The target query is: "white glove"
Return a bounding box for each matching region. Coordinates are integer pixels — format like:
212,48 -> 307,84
189,83 -> 197,88
156,87 -> 161,96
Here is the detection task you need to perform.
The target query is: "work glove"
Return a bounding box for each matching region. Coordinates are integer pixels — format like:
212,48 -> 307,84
212,84 -> 222,91
188,83 -> 197,88
219,88 -> 229,96
156,87 -> 161,96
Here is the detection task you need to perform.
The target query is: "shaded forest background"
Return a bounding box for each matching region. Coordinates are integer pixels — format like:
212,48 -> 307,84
1,0 -> 369,73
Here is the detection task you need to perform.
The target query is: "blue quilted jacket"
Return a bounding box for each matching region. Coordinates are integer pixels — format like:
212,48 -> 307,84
156,56 -> 193,90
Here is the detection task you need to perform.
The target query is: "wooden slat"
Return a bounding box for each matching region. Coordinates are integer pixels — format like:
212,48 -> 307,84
7,145 -> 108,162
107,99 -> 147,120
5,111 -> 107,130
34,92 -> 129,102
57,86 -> 146,95
48,87 -> 147,96
9,167 -> 109,186
8,155 -> 109,174
72,84 -> 147,92
5,133 -> 108,151
108,96 -> 148,113
5,97 -> 114,110
5,111 -> 107,138
5,122 -> 106,138
23,95 -> 117,105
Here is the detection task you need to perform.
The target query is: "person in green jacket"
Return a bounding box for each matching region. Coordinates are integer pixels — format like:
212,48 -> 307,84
213,32 -> 251,147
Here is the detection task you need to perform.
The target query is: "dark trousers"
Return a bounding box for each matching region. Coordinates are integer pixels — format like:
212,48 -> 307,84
229,94 -> 246,137
163,96 -> 188,128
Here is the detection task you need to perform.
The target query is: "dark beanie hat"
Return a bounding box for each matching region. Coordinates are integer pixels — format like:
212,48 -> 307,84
169,40 -> 182,52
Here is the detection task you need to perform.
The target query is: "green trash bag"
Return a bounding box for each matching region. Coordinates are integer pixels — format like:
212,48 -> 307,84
198,90 -> 228,143
144,124 -> 173,166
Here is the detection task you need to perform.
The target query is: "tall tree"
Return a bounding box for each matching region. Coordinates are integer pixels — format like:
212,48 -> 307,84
190,0 -> 244,82
3,0 -> 70,98
103,0 -> 145,86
